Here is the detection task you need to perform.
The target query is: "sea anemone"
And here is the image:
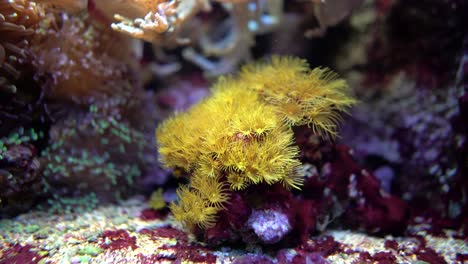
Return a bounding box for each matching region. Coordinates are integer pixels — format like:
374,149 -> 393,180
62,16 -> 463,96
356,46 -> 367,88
0,0 -> 43,93
31,12 -> 138,102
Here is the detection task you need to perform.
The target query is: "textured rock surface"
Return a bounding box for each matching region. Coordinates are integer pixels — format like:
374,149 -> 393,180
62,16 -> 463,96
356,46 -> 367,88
0,197 -> 465,263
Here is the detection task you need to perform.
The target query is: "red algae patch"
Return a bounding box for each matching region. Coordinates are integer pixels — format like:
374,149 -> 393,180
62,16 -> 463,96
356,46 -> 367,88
352,251 -> 396,264
158,243 -> 217,264
139,226 -> 217,263
140,227 -> 188,242
456,253 -> 468,263
414,247 -> 447,264
0,244 -> 45,264
384,239 -> 398,250
297,236 -> 342,257
99,229 -> 138,251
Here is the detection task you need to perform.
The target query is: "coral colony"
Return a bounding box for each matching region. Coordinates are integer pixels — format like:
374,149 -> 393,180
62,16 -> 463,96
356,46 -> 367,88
1,0 -> 467,263
157,56 -> 357,242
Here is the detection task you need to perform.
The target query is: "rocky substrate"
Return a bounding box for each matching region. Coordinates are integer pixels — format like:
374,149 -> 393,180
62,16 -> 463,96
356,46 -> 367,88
0,197 -> 466,264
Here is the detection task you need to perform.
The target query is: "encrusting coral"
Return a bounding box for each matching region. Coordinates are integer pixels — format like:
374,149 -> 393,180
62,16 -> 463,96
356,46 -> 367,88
156,56 -> 356,233
42,102 -> 149,202
0,127 -> 45,217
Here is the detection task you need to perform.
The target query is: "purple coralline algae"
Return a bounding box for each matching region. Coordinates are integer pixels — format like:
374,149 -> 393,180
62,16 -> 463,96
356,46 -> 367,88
247,209 -> 292,244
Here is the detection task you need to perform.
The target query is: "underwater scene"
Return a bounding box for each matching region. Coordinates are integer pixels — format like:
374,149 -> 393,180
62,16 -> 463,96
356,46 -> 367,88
0,0 -> 467,263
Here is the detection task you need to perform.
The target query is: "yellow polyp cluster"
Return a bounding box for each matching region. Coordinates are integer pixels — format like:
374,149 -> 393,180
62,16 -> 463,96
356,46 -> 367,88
240,56 -> 357,139
157,56 -> 356,230
170,186 -> 219,229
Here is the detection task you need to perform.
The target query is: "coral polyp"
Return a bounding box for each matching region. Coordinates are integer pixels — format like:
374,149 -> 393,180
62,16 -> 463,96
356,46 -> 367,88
170,185 -> 219,229
191,173 -> 229,208
156,56 -> 356,232
240,56 -> 356,138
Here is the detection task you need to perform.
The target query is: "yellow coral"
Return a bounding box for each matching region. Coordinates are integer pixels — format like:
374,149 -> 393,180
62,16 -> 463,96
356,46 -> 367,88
170,185 -> 219,229
156,113 -> 200,170
191,173 -> 229,208
157,55 -> 355,231
239,55 -> 356,139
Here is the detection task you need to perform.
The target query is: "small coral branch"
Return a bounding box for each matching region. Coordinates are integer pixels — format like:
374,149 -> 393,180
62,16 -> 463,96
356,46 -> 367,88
182,0 -> 283,75
102,0 -> 283,75
156,55 -> 356,232
108,0 -> 203,45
